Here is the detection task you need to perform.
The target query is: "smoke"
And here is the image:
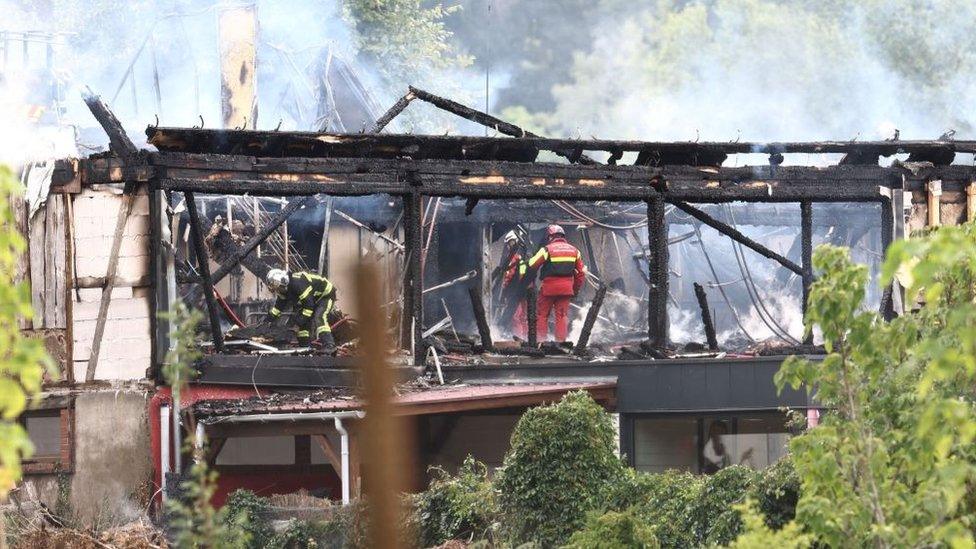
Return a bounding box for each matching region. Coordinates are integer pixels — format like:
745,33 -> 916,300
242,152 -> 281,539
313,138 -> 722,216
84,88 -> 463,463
546,0 -> 976,143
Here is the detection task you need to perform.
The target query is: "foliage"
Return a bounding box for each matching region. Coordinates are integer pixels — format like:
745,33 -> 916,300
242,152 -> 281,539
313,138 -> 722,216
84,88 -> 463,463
563,509 -> 659,549
413,456 -> 500,546
727,500 -> 811,549
162,304 -> 248,548
697,466 -> 757,546
496,390 -> 626,546
0,165 -> 51,498
747,457 -> 799,530
612,470 -> 702,548
776,232 -> 976,548
223,490 -> 274,549
269,519 -> 336,549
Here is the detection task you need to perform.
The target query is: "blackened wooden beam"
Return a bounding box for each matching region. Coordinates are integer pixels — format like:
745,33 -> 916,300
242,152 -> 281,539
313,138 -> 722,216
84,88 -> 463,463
407,86 -> 597,165
526,285 -> 537,348
879,195 -> 896,321
146,126 -> 976,158
575,284 -> 608,355
369,90 -> 416,133
468,285 -> 494,352
647,198 -> 669,347
800,201 -> 814,343
403,191 -> 424,363
693,282 -> 719,351
671,200 -> 804,275
184,191 -> 225,351
210,195 -> 317,284
83,90 -> 138,157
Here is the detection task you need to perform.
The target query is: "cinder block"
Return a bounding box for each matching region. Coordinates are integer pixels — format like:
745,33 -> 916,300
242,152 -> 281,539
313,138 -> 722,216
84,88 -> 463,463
117,256 -> 149,279
130,196 -> 150,216
77,288 -> 102,302
120,235 -> 149,257
125,215 -> 150,237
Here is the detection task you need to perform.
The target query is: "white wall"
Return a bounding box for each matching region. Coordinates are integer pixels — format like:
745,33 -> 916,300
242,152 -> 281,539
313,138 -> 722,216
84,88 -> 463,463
71,188 -> 152,381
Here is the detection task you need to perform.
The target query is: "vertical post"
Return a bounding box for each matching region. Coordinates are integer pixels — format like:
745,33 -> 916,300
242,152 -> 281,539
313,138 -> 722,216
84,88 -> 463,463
880,196 -> 895,321
159,404 -> 170,503
800,201 -> 814,343
317,196 -> 334,275
967,182 -> 976,223
574,284 -> 608,355
693,283 -> 719,351
184,191 -> 225,351
646,198 -> 669,348
402,191 -> 424,364
218,4 -> 258,129
468,285 -> 494,351
926,180 -> 942,227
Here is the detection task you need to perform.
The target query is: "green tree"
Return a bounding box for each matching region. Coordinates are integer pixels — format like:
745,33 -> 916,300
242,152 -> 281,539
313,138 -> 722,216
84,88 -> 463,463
776,231 -> 976,548
496,390 -> 626,547
0,165 -> 51,498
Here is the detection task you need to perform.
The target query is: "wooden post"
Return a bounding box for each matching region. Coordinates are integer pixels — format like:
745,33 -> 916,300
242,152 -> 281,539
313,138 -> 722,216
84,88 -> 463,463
574,284 -> 607,355
468,285 -> 494,351
693,283 -> 719,351
647,198 -> 669,348
880,195 -> 896,321
526,285 -> 537,347
86,182 -> 138,382
926,180 -> 942,227
317,196 -> 334,275
967,182 -> 976,223
184,191 -> 224,351
800,201 -> 814,343
218,4 -> 257,130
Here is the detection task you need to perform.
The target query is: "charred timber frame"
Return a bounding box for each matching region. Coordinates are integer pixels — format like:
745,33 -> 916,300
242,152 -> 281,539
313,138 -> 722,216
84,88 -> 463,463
114,125 -> 975,364
145,152 -> 918,358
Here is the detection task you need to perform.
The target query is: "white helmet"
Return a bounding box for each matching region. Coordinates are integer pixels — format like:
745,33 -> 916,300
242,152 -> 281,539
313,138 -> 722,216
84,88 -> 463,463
266,269 -> 289,291
503,230 -> 518,244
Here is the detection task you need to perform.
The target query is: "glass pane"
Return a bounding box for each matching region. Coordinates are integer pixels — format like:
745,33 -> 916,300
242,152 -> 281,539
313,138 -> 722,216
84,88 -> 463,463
633,417 -> 698,473
216,436 -> 295,465
26,415 -> 61,457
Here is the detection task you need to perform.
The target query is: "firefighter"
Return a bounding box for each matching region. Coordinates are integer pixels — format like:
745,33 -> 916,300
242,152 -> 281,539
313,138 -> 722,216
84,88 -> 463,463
500,230 -> 529,339
265,269 -> 337,350
527,224 -> 585,342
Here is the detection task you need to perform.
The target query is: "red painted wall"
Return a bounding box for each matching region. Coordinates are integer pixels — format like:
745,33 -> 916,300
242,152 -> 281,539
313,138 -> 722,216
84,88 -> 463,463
149,385 -> 340,508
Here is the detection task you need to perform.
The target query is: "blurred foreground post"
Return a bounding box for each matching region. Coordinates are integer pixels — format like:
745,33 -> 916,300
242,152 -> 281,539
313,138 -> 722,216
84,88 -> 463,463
355,262 -> 414,549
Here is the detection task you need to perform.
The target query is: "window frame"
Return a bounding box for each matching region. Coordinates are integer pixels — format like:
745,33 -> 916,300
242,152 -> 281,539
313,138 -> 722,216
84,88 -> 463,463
20,402 -> 75,475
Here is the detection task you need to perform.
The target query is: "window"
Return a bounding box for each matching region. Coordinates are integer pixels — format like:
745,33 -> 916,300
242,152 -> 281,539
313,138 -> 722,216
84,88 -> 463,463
20,406 -> 74,474
632,412 -> 794,474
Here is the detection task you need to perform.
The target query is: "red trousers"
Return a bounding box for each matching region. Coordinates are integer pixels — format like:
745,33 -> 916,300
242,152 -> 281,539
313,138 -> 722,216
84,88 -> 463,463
511,301 -> 527,340
537,294 -> 571,342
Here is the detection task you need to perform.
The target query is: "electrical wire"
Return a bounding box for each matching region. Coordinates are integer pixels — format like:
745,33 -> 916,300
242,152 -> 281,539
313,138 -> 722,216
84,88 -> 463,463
550,200 -> 649,230
692,224 -> 756,343
725,205 -> 800,345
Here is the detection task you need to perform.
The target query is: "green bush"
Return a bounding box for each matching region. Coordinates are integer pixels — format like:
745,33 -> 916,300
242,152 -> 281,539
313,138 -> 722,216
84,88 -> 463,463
414,456 -> 500,546
223,489 -> 274,549
563,509 -> 659,549
623,470 -> 703,548
748,456 -> 799,530
698,466 -> 757,546
496,391 -> 626,547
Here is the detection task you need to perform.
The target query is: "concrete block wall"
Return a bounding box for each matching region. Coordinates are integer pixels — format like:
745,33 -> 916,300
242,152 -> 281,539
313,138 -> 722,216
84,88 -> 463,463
70,188 -> 153,381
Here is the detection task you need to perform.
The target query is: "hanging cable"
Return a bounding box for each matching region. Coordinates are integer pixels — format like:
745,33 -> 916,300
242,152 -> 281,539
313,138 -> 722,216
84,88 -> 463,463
726,205 -> 799,345
692,224 -> 756,343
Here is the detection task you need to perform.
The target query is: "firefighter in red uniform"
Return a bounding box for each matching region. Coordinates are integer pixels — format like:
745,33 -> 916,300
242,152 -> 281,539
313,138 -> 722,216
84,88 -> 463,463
500,231 -> 528,339
527,224 -> 585,342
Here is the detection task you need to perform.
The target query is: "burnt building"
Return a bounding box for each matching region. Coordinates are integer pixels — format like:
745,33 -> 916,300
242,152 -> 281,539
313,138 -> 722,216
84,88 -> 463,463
13,84 -> 976,518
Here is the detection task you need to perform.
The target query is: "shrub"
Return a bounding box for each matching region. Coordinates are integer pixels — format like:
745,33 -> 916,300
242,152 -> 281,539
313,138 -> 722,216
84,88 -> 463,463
624,470 -> 703,548
748,456 -> 799,530
563,509 -> 659,549
414,456 -> 500,546
698,465 -> 757,546
223,489 -> 274,549
496,391 -> 626,546
727,500 -> 811,549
